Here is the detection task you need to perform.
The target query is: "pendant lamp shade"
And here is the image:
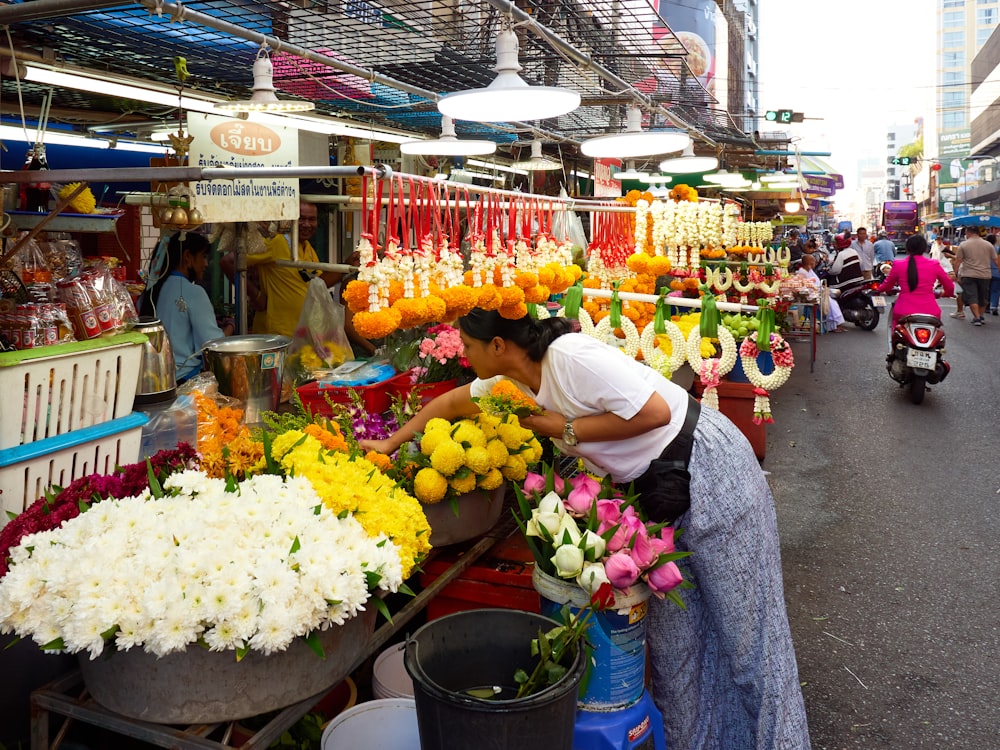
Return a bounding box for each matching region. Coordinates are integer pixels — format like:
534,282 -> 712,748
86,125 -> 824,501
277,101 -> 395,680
215,50 -> 314,113
702,168 -> 749,187
581,107 -> 691,159
400,116 -> 497,156
438,30 -> 580,122
511,140 -> 562,171
759,171 -> 793,183
612,160 -> 647,180
658,144 -> 718,173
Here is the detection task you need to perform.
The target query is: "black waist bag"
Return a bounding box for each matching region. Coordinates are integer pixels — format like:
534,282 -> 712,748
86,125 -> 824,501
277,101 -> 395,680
630,396 -> 702,524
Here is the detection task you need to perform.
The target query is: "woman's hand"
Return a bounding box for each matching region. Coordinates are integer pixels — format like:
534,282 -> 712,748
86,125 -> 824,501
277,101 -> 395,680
358,437 -> 400,455
519,411 -> 565,440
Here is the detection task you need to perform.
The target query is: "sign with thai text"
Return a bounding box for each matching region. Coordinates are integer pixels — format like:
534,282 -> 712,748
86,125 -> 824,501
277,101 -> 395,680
187,113 -> 299,223
593,158 -> 623,197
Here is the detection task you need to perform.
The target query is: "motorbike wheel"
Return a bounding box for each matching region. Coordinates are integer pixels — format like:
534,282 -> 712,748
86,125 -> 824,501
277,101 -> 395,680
910,374 -> 926,404
854,303 -> 880,330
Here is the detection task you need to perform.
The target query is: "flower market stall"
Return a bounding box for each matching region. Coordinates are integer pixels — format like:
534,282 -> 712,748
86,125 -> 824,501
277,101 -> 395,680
0,165 -> 807,749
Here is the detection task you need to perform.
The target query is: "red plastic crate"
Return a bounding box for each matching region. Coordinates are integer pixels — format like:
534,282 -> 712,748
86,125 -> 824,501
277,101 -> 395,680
296,370 -> 412,416
419,533 -> 541,620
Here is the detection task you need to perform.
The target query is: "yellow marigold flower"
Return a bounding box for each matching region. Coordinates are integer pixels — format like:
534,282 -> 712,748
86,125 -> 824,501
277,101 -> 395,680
430,439 -> 466,476
388,281 -> 405,306
477,413 -> 501,440
414,467 -> 449,504
526,438 -> 544,463
425,417 -> 452,433
486,438 -> 510,469
501,453 -> 527,482
537,266 -> 555,286
424,294 -> 447,323
477,467 -> 504,491
449,471 -> 478,495
453,421 -> 487,448
439,285 -> 478,319
420,429 -> 450,457
497,422 -> 526,450
465,445 -> 492,475
648,256 -> 672,276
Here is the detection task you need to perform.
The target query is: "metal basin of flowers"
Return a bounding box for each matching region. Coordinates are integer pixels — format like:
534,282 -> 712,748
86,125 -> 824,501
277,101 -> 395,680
422,483 -> 506,546
79,607 -> 376,724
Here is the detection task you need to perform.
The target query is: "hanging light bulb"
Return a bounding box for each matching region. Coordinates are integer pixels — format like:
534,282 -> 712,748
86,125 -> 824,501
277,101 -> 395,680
658,143 -> 718,173
581,106 -> 691,159
215,45 -> 314,113
438,29 -> 580,122
400,116 -> 497,156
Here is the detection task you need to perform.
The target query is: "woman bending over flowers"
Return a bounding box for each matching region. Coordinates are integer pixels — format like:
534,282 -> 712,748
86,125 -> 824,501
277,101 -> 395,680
361,308 -> 810,750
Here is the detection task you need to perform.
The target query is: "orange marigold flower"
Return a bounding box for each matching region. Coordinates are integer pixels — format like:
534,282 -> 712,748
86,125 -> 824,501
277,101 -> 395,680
393,297 -> 430,329
477,285 -> 503,310
387,281 -> 405,306
523,284 -> 551,304
514,271 -> 538,288
537,266 -> 555,286
648,256 -> 672,277
498,302 -> 528,320
440,285 -> 478,319
498,285 -> 525,307
354,308 -> 401,339
627,253 -> 650,274
304,422 -> 348,452
364,450 -> 393,472
343,280 -> 371,313
582,277 -> 601,289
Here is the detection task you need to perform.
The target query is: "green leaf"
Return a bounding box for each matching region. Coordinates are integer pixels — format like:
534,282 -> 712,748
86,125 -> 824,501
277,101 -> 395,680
364,570 -> 383,589
371,596 -> 393,624
146,459 -> 164,499
235,643 -> 250,662
39,637 -> 65,651
289,536 -> 301,556
100,625 -> 118,641
303,631 -> 326,660
609,282 -> 623,329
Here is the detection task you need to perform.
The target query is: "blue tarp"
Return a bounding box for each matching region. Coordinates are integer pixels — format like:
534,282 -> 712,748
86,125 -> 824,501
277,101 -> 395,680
947,214 -> 1000,227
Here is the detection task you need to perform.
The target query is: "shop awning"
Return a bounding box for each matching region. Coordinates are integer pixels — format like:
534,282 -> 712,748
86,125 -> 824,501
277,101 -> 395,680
947,213 -> 1000,227
793,155 -> 845,192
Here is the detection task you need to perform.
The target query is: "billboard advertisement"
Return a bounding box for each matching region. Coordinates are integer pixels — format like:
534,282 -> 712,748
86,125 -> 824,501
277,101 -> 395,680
653,1 -> 718,98
937,128 -> 971,215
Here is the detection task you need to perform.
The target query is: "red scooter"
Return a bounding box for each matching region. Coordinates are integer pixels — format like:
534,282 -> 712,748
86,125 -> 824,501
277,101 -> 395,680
886,313 -> 950,404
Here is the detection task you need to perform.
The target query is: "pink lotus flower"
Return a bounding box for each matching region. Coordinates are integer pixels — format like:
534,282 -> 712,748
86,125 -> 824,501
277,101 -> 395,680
646,561 -> 684,594
596,499 -> 622,528
604,551 -> 640,589
629,529 -> 658,569
565,474 -> 601,514
649,528 -> 676,557
523,472 -> 547,495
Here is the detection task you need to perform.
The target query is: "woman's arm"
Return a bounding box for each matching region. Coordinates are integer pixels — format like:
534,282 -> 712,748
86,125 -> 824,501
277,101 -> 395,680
520,391 -> 672,443
359,383 -> 481,454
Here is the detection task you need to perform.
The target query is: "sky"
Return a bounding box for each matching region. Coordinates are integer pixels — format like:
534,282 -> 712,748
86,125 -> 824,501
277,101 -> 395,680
755,0 -> 937,198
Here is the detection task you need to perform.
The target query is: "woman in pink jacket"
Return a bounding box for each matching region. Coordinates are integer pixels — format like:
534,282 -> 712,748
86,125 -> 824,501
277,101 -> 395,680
876,234 -> 955,326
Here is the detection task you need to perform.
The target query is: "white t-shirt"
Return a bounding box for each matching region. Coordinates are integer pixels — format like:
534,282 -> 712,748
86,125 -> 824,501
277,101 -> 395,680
470,332 -> 691,483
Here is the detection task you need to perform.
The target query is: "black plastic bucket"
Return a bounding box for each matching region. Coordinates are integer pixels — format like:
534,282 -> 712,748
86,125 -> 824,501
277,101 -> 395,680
404,608 -> 585,750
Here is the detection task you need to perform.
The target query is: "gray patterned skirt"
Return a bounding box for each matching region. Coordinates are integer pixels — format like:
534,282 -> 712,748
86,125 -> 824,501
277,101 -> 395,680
646,405 -> 811,750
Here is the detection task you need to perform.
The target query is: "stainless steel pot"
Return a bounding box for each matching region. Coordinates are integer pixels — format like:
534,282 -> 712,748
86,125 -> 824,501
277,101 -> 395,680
131,316 -> 177,404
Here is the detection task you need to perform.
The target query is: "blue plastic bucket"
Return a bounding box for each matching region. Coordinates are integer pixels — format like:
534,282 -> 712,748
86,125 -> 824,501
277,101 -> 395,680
533,568 -> 650,711
728,350 -> 775,383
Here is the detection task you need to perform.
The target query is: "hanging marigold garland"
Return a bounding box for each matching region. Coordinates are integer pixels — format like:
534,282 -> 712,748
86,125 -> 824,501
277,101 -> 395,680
686,325 -> 737,410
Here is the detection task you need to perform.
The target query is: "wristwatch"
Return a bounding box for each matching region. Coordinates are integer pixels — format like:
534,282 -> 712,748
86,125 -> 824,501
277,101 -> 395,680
562,420 -> 579,447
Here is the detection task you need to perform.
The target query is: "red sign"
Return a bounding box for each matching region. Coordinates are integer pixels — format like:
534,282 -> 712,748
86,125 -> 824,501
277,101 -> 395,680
593,158 -> 623,197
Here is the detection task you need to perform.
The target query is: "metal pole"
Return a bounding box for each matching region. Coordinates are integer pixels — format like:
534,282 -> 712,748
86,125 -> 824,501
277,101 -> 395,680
0,0 -> 123,23
0,164 -> 391,184
582,287 -> 760,314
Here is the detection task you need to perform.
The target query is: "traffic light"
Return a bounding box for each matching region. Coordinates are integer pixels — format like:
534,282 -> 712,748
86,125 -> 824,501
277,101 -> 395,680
765,109 -> 794,123
889,156 -> 912,166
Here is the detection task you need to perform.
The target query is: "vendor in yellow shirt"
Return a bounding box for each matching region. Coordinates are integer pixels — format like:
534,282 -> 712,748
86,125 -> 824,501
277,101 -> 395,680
246,201 -> 344,338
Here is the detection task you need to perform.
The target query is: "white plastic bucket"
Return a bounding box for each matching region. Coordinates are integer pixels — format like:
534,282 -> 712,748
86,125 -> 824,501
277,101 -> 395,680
320,697 -> 418,750
372,643 -> 414,700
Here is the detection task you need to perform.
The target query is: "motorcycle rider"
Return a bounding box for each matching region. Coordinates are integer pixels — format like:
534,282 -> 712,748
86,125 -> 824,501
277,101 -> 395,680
825,235 -> 865,292
873,231 -> 896,264
874,234 -> 954,327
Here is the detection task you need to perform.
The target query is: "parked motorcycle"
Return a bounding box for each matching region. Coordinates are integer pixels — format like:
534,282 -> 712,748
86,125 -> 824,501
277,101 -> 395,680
886,313 -> 950,404
829,281 -> 881,330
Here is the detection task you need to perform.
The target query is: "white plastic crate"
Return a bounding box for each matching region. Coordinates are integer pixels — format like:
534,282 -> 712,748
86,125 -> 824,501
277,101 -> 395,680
0,332 -> 146,450
0,412 -> 147,526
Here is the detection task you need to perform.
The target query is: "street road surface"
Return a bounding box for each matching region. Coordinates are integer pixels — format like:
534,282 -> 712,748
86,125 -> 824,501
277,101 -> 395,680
768,300 -> 999,750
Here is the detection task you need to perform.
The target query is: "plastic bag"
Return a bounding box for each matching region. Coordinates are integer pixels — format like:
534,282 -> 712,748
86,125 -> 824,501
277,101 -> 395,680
284,277 -> 353,387
820,282 -> 831,317
552,186 -> 589,253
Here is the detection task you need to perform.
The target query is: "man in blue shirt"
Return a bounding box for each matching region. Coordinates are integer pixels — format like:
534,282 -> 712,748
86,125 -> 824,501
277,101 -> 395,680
873,231 -> 896,263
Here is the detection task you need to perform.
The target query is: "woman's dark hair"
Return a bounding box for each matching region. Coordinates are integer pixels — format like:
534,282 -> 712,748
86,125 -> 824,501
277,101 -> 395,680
459,308 -> 573,362
139,232 -> 212,316
904,233 -> 928,293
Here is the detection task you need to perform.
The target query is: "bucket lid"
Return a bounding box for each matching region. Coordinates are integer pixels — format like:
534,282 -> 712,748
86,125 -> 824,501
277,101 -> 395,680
202,334 -> 291,353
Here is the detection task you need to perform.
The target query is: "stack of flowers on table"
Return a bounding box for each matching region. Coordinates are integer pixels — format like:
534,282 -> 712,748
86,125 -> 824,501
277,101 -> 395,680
514,464 -> 691,610
383,408 -> 543,509
0,408 -> 433,660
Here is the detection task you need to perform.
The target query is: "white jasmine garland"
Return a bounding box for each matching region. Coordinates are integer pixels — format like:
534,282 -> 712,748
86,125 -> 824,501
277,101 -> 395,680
634,199 -> 650,255
640,320 -> 687,377
591,315 -> 641,359
0,472 -> 404,659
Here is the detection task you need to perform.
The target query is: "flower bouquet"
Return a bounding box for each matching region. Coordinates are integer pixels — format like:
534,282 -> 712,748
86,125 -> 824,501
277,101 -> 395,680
472,379 -> 544,419
513,465 -> 691,610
